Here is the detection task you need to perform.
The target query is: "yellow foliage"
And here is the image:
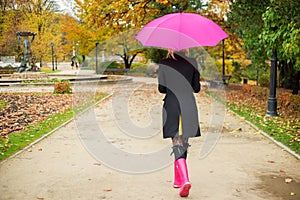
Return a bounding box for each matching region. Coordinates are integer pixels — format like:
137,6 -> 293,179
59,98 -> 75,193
156,0 -> 169,4
215,59 -> 234,75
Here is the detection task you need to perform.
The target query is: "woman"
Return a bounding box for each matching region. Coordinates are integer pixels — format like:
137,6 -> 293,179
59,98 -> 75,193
158,49 -> 201,197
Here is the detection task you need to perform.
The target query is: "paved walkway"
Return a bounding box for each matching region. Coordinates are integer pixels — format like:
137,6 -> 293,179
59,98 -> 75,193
0,68 -> 299,200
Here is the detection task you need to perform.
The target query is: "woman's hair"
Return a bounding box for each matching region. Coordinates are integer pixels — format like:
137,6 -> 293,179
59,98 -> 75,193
182,49 -> 189,57
167,49 -> 189,59
167,49 -> 176,59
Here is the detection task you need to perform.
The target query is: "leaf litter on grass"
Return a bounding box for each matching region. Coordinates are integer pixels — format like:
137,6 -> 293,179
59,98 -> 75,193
225,84 -> 300,154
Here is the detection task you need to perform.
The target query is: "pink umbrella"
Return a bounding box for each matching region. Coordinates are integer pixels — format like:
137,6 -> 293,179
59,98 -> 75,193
136,12 -> 228,50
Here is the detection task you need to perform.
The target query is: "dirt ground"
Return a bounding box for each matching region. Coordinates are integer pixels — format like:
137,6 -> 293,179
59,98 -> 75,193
0,77 -> 299,200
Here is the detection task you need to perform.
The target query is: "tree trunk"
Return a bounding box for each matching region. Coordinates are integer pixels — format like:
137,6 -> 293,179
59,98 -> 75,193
278,60 -> 299,94
40,57 -> 43,68
291,71 -> 299,95
124,58 -> 130,69
122,53 -> 138,69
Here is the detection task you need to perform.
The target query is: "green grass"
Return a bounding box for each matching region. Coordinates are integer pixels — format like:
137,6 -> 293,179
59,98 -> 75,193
40,68 -> 62,73
22,78 -> 61,84
0,109 -> 73,161
0,92 -> 108,161
227,104 -> 300,154
0,101 -> 7,109
206,91 -> 300,155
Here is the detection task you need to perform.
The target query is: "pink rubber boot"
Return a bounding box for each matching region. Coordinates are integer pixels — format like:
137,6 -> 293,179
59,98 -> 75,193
173,161 -> 182,188
176,158 -> 191,197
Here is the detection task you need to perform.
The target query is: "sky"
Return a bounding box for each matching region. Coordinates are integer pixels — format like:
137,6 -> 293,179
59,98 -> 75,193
54,0 -> 211,18
54,0 -> 77,17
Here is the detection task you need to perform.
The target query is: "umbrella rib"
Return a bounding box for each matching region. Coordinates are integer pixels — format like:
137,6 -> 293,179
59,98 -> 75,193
177,13 -> 183,50
137,14 -> 175,49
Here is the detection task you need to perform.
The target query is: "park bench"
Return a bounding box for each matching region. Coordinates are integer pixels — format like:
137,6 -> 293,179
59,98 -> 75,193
206,79 -> 224,88
205,75 -> 231,88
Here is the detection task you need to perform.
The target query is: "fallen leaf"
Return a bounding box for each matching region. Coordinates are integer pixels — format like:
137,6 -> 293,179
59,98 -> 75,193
103,188 -> 112,192
38,148 -> 43,151
267,160 -> 275,163
229,127 -> 243,134
290,192 -> 295,196
93,163 -> 101,166
285,178 -> 293,183
279,169 -> 285,173
0,93 -> 73,138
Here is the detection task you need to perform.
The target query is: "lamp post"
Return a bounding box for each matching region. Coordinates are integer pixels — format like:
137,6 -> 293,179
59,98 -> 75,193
55,55 -> 58,70
76,42 -> 79,56
95,42 -> 99,74
266,49 -> 278,116
72,44 -> 75,56
222,39 -> 225,79
50,42 -> 54,71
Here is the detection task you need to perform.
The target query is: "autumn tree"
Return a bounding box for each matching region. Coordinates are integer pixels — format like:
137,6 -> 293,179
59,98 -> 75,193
59,14 -> 82,60
197,0 -> 247,81
16,0 -> 61,64
69,1 -> 154,69
0,0 -> 21,56
0,0 -> 66,64
19,0 -> 58,35
260,0 -> 300,94
112,30 -> 143,69
228,0 -> 300,93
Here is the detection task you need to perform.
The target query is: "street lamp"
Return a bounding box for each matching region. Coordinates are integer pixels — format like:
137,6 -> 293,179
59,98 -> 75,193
72,44 -> 76,56
95,42 -> 99,74
55,55 -> 58,70
266,49 -> 278,116
222,39 -> 225,84
50,42 -> 54,71
76,42 -> 79,56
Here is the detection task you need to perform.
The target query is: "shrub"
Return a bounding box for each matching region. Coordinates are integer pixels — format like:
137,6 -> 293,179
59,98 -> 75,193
49,78 -> 60,83
53,81 -> 72,94
130,63 -> 149,74
96,61 -> 123,74
258,73 -> 270,87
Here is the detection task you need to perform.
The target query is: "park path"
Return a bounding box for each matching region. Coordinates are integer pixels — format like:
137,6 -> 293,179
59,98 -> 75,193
0,73 -> 299,200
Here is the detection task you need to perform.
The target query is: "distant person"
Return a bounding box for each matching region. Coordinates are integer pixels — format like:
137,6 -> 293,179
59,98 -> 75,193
81,55 -> 86,68
71,56 -> 78,70
158,49 -> 201,197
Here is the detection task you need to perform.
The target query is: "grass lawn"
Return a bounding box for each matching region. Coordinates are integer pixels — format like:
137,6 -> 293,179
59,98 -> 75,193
40,66 -> 61,73
206,84 -> 300,155
0,92 -> 108,161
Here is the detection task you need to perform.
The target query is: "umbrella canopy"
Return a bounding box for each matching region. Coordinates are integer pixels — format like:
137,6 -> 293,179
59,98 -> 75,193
136,12 -> 228,50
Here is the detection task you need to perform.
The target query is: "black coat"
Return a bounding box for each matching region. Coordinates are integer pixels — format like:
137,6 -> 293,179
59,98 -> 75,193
158,53 -> 201,139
